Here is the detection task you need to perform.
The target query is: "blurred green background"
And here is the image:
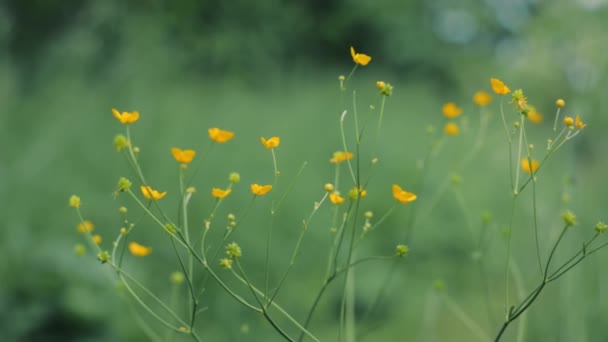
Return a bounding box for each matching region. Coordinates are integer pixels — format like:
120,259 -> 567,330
2,0 -> 608,341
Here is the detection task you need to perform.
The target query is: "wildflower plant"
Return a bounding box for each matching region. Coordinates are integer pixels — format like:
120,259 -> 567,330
69,49 -> 607,341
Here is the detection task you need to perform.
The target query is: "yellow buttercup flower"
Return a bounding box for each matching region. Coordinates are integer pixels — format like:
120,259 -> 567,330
564,116 -> 574,127
444,122 -> 460,136
171,147 -> 196,164
330,151 -> 354,164
92,234 -> 102,245
69,195 -> 81,208
556,99 -> 566,108
112,108 -> 140,124
211,188 -> 232,199
77,220 -> 94,233
575,115 -> 586,130
527,106 -> 543,124
208,128 -> 235,143
473,91 -> 492,106
260,136 -> 280,149
490,78 -> 511,95
329,192 -> 345,205
251,184 -> 272,196
140,185 -> 167,200
521,158 -> 539,174
129,242 -> 152,257
350,46 -> 371,66
442,102 -> 462,119
392,184 -> 417,204
349,186 -> 367,200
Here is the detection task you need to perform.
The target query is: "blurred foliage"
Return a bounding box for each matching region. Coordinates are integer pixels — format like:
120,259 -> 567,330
2,0 -> 608,341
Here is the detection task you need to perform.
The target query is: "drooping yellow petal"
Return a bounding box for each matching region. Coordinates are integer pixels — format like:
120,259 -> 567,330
129,242 -> 152,257
392,184 -> 417,204
575,115 -> 586,130
211,188 -> 232,199
329,192 -> 345,205
527,106 -> 543,124
208,128 -> 235,143
260,136 -> 280,149
140,185 -> 167,200
171,147 -> 196,164
350,46 -> 372,66
490,78 -> 511,95
250,184 -> 272,196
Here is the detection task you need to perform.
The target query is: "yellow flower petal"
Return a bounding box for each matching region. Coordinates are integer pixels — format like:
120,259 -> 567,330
575,115 -> 586,130
490,78 -> 511,95
260,136 -> 280,149
442,102 -> 462,119
392,184 -> 417,204
211,188 -> 232,199
208,128 -> 235,143
129,242 -> 152,257
527,106 -> 543,124
444,122 -> 460,136
77,220 -> 94,233
521,158 -> 539,174
92,234 -> 102,245
350,46 -> 372,66
171,147 -> 196,164
250,184 -> 272,196
329,151 -> 354,164
473,91 -> 492,106
329,192 -> 345,205
112,108 -> 140,124
140,185 -> 167,200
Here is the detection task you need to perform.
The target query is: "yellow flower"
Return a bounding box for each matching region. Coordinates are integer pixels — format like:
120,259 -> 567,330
208,128 -> 235,143
348,186 -> 367,200
219,258 -> 233,269
527,106 -> 543,124
442,102 -> 462,119
329,151 -> 354,164
473,91 -> 492,106
260,136 -> 280,149
129,242 -> 152,257
563,116 -> 574,127
171,147 -> 196,164
251,184 -> 272,196
575,115 -> 586,130
521,158 -> 539,174
329,192 -> 345,205
140,185 -> 167,200
350,46 -> 372,66
112,108 -> 140,124
510,89 -> 527,112
376,81 -> 393,96
490,78 -> 511,95
211,188 -> 232,199
92,234 -> 102,245
443,122 -> 460,136
392,184 -> 417,204
556,98 -> 566,108
69,195 -> 81,208
77,220 -> 94,233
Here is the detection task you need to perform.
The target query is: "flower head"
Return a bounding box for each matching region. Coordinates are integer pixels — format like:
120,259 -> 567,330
141,185 -> 167,200
251,184 -> 272,196
330,151 -> 354,164
229,172 -> 241,184
490,78 -> 511,95
442,102 -> 462,119
392,184 -> 417,204
444,122 -> 460,136
219,258 -> 233,269
520,158 -> 539,174
129,242 -> 152,256
395,244 -> 409,257
556,98 -> 566,108
114,134 -> 129,152
564,116 -> 574,127
473,91 -> 492,106
595,222 -> 608,234
112,108 -> 140,125
527,106 -> 543,124
260,136 -> 280,149
376,81 -> 393,96
329,192 -> 345,205
348,186 -> 367,200
575,115 -> 586,130
77,220 -> 94,233
208,128 -> 235,143
211,188 -> 232,199
562,210 -> 577,227
92,234 -> 102,245
171,148 -> 196,164
350,46 -> 372,66
226,242 -> 242,259
69,195 -> 81,208
510,89 -> 528,113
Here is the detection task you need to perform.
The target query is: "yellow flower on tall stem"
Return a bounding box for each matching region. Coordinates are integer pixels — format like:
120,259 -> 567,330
251,184 -> 272,196
527,106 -> 543,124
350,46 -> 372,66
112,108 -> 140,124
77,220 -> 94,233
442,102 -> 462,118
129,242 -> 152,256
575,115 -> 586,130
329,192 -> 345,205
392,184 -> 417,204
490,78 -> 511,95
330,151 -> 354,164
521,158 -> 539,174
260,136 -> 280,149
473,91 -> 492,106
208,128 -> 235,143
171,147 -> 196,164
211,188 -> 232,199
140,185 -> 167,200
444,122 -> 460,136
